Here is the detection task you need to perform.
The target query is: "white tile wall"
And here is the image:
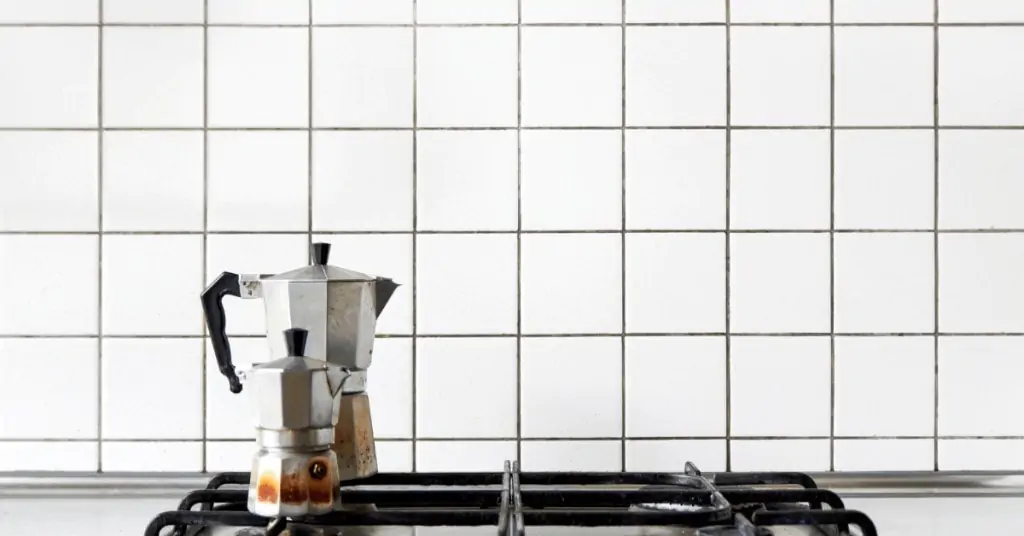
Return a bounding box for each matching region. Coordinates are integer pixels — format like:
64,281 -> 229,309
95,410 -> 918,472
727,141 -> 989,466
0,0 -> 1021,475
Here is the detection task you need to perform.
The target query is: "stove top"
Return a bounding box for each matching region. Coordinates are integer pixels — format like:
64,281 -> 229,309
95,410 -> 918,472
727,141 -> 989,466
144,461 -> 876,536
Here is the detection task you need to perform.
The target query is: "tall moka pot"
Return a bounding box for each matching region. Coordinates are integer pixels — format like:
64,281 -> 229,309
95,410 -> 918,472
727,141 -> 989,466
202,242 -> 399,481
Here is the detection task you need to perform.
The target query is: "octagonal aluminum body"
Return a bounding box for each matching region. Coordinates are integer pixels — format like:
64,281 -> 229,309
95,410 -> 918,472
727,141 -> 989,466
248,448 -> 340,517
242,262 -> 397,391
257,275 -> 380,373
247,355 -> 349,430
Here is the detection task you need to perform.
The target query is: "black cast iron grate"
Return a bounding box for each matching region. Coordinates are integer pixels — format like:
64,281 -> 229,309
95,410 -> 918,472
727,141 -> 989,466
144,461 -> 878,536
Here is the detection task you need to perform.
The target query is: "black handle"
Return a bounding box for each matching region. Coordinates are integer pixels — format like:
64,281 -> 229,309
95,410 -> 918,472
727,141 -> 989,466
311,242 -> 331,265
201,271 -> 243,393
283,328 -> 308,357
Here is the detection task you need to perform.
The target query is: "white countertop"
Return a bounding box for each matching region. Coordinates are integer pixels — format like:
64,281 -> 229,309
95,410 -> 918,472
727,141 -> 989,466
3,496 -> 1023,535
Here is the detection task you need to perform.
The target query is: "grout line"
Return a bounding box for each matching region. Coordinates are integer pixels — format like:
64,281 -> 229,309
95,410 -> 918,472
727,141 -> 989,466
515,0 -> 523,469
933,0 -> 941,472
5,228 -> 1024,235
6,124 -> 1024,132
410,0 -> 418,472
619,0 -> 627,473
4,435 -> 1020,443
199,0 -> 210,473
4,331 -> 1021,339
307,0 -> 314,252
95,0 -> 104,473
4,21 -> 1024,28
723,0 -> 732,472
828,0 -> 837,473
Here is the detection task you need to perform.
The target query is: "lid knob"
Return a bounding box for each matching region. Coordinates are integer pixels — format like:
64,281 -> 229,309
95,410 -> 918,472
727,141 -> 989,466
311,242 -> 331,266
283,328 -> 308,357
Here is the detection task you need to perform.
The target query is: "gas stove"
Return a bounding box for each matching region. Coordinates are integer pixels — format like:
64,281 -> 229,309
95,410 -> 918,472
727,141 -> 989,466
145,461 -> 877,536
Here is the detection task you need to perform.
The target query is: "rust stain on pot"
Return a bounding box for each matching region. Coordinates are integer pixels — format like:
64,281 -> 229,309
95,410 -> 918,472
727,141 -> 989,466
307,457 -> 335,506
279,471 -> 309,504
333,393 -> 378,480
256,472 -> 278,503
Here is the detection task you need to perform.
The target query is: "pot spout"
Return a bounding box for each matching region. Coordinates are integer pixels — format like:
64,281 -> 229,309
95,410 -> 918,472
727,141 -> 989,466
374,278 -> 399,318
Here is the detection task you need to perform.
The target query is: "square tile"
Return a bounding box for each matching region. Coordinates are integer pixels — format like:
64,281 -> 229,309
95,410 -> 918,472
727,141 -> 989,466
205,338 -> 269,438
939,234 -> 1024,332
312,234 -> 413,335
834,130 -> 934,230
0,28 -> 97,127
940,131 -> 1024,229
521,234 -> 622,334
835,337 -> 934,437
0,338 -> 97,438
729,234 -> 830,333
940,0 -> 1024,22
417,28 -> 517,128
102,338 -> 202,439
416,235 -> 517,334
834,440 -> 934,471
416,338 -> 517,438
835,0 -> 933,22
376,441 -> 413,472
834,234 -> 935,333
368,338 -> 412,439
1,0 -> 95,21
940,337 -> 1024,436
940,440 -> 1024,470
835,28 -> 933,126
102,235 -> 203,336
0,235 -> 98,335
522,0 -> 620,22
625,233 -> 725,333
627,0 -> 723,22
103,0 -> 204,23
626,27 -> 726,126
940,28 -> 1024,125
730,28 -> 830,126
625,130 -> 725,230
730,440 -> 830,472
103,28 -> 203,127
522,27 -> 622,127
521,130 -> 621,231
729,130 -> 830,230
208,28 -> 307,128
0,442 -> 97,471
626,337 -> 725,437
626,440 -> 726,472
208,0 -> 307,23
730,0 -> 829,22
521,441 -> 621,471
313,0 -> 412,24
416,130 -> 517,231
312,28 -> 413,128
416,0 -> 516,23
730,337 -> 831,437
521,337 -> 622,437
102,442 -> 202,472
207,131 -> 308,231
0,131 -> 97,231
103,131 -> 203,232
416,441 -> 517,472
206,441 -> 257,472
205,234 -> 308,336
312,131 -> 413,232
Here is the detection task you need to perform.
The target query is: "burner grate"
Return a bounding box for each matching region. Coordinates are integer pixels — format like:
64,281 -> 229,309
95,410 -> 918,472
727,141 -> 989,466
143,461 -> 878,536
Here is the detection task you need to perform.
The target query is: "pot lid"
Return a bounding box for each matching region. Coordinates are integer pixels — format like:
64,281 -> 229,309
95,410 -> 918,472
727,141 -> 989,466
264,242 -> 377,282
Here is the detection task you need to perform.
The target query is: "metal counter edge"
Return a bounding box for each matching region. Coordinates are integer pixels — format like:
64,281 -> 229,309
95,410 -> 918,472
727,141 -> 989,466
3,471 -> 1024,499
